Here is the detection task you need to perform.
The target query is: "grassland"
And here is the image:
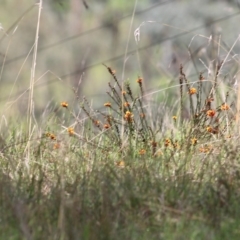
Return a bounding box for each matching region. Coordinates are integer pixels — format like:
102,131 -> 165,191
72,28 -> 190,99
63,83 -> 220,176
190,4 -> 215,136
1,61 -> 240,240
1,1 -> 240,239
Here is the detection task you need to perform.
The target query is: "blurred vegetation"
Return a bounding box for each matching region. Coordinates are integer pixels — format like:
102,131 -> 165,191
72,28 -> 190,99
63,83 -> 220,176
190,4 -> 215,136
0,0 -> 240,118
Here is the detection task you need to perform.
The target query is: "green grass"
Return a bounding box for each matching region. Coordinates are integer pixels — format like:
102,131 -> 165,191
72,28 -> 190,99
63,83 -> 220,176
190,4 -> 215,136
1,62 -> 240,240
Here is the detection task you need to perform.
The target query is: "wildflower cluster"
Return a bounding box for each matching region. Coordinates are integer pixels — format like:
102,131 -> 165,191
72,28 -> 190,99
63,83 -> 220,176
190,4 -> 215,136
55,64 -> 235,161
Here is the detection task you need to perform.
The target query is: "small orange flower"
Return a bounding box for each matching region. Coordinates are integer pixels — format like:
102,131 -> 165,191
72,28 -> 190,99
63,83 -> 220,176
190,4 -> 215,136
137,77 -> 143,84
172,116 -> 177,121
124,102 -> 130,107
50,134 -> 56,140
104,124 -> 110,129
46,132 -> 56,140
94,120 -> 100,127
207,126 -> 218,134
67,127 -> 74,136
164,138 -> 171,147
206,109 -> 216,117
206,126 -> 213,133
53,143 -> 60,149
116,160 -> 125,168
139,149 -> 146,155
61,101 -> 68,108
104,102 -> 111,107
122,91 -> 126,95
221,103 -> 230,111
124,111 -> 134,122
191,137 -> 197,145
189,88 -> 197,95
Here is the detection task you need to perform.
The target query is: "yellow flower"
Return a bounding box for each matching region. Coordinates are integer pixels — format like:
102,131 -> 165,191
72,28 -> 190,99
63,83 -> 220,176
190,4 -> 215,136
124,111 -> 134,122
206,126 -> 218,134
116,160 -> 125,168
67,127 -> 74,136
172,116 -> 177,121
61,101 -> 68,108
189,88 -> 197,95
221,103 -> 230,111
191,137 -> 197,145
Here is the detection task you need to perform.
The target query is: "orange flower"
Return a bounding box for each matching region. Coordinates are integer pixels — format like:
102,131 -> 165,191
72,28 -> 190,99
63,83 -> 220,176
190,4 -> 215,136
46,132 -> 56,140
94,120 -> 100,127
137,77 -> 143,84
50,134 -> 56,140
122,91 -> 126,95
61,101 -> 68,108
116,160 -> 125,168
124,111 -> 134,122
221,103 -> 230,111
172,116 -> 177,121
124,102 -> 130,107
53,143 -> 60,149
104,124 -> 110,129
206,126 -> 213,133
67,127 -> 74,136
189,88 -> 197,95
191,138 -> 197,145
104,102 -> 111,107
139,149 -> 146,155
206,109 -> 216,117
164,139 -> 171,147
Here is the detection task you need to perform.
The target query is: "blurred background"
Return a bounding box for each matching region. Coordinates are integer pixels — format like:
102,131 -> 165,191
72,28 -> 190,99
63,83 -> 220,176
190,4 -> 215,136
0,0 -> 240,119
